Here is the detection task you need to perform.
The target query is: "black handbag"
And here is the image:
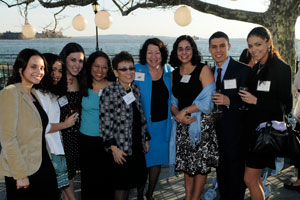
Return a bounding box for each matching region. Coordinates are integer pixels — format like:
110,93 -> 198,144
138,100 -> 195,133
250,118 -> 300,158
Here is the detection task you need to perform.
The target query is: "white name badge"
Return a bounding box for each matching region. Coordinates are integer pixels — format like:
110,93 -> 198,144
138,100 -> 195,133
257,81 -> 271,92
134,72 -> 145,81
224,79 -> 237,90
122,92 -> 136,105
98,89 -> 103,97
180,75 -> 191,83
58,96 -> 68,107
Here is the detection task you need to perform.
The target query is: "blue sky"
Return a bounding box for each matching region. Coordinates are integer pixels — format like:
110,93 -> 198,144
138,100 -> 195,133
1,0 -> 299,39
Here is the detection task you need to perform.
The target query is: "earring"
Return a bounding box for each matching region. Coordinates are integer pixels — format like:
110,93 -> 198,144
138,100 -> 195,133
268,47 -> 271,52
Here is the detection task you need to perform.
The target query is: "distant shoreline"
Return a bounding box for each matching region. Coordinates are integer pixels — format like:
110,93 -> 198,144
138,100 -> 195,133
0,31 -> 68,40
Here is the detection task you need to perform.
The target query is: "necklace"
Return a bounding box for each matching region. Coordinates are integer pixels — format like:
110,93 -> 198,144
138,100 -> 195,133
257,63 -> 265,75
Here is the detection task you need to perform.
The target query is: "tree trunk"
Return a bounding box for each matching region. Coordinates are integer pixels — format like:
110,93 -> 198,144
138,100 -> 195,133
265,19 -> 297,73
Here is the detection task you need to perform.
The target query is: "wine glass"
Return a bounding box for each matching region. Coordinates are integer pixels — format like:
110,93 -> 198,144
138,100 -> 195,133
214,89 -> 223,113
239,86 -> 249,110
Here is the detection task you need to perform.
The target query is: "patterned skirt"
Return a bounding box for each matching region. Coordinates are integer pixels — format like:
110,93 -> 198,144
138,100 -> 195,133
175,113 -> 219,176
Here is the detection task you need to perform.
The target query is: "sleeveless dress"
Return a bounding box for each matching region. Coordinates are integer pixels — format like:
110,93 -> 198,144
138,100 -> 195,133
60,91 -> 81,179
172,64 -> 219,176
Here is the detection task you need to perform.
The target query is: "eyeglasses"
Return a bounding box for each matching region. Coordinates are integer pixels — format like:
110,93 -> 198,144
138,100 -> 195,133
117,67 -> 135,72
92,65 -> 108,70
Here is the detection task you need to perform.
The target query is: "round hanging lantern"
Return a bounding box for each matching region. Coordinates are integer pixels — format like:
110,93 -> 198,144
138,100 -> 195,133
22,23 -> 36,39
174,6 -> 192,26
72,14 -> 87,31
94,10 -> 112,30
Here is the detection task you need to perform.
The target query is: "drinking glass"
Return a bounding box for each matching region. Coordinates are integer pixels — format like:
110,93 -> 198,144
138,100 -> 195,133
239,86 -> 249,110
214,90 -> 223,113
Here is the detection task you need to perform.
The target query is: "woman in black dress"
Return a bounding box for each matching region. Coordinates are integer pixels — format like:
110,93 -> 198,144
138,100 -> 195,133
170,35 -> 218,200
59,42 -> 87,199
0,49 -> 59,199
100,51 -> 150,200
240,26 -> 292,200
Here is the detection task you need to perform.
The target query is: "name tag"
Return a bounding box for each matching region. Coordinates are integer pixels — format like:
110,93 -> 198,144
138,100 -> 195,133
134,72 -> 145,81
58,96 -> 68,107
257,81 -> 271,92
224,79 -> 237,89
122,92 -> 136,105
98,89 -> 103,97
180,75 -> 191,83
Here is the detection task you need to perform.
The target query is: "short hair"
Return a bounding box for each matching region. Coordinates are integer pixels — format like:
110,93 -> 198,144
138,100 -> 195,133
112,51 -> 134,70
169,35 -> 201,68
209,31 -> 230,46
82,51 -> 115,96
7,48 -> 47,85
139,38 -> 168,66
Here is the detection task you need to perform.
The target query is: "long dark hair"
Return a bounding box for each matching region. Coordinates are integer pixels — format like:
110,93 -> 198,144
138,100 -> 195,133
139,38 -> 168,66
59,42 -> 87,95
81,51 -> 115,97
247,26 -> 282,80
34,53 -> 67,97
169,35 -> 201,68
7,48 -> 47,86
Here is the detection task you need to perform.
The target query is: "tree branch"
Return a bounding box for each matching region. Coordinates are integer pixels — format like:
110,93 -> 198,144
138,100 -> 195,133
0,0 -> 33,8
37,0 -> 94,8
112,0 -> 160,16
53,6 -> 66,31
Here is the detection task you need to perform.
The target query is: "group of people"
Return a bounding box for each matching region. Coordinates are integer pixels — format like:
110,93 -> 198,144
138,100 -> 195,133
0,25 -> 293,200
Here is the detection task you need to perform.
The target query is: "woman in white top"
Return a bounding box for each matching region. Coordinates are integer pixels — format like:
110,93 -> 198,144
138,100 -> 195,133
34,53 -> 78,200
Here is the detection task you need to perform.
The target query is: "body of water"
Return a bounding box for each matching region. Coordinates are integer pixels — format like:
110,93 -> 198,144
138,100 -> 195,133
0,35 -> 248,64
0,35 -> 300,65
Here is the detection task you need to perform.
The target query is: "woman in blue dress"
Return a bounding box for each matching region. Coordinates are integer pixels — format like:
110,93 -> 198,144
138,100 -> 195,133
134,38 -> 173,200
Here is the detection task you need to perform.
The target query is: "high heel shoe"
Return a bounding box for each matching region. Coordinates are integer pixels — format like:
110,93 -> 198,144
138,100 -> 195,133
284,182 -> 300,192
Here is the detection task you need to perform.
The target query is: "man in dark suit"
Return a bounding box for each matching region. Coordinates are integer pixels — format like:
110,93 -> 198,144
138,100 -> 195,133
209,31 -> 251,200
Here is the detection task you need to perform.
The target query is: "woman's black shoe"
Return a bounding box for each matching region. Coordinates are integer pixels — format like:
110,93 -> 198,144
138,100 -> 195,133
284,182 -> 300,192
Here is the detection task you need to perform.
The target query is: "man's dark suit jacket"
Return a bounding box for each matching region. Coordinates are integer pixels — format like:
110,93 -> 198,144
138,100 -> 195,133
213,57 -> 251,200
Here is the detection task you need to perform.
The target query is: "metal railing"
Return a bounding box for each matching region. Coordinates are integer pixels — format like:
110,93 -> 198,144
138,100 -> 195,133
0,64 -> 12,90
2,54 -> 299,90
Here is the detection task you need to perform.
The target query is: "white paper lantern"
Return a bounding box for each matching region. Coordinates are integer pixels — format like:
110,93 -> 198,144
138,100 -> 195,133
72,14 -> 87,31
22,23 -> 36,39
94,10 -> 112,30
174,6 -> 192,26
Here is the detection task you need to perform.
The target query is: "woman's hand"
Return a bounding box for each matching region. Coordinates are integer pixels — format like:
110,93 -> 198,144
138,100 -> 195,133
239,90 -> 257,105
111,146 -> 127,165
144,141 -> 149,153
16,177 -> 29,189
64,113 -> 78,129
175,109 -> 196,124
181,116 -> 196,124
175,109 -> 186,123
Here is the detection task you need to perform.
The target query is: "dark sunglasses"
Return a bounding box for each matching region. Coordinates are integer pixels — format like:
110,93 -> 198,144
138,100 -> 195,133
117,67 -> 135,72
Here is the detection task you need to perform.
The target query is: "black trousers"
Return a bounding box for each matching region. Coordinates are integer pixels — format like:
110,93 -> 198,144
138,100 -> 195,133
5,158 -> 59,200
215,120 -> 246,200
79,133 -> 114,200
216,154 -> 246,200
